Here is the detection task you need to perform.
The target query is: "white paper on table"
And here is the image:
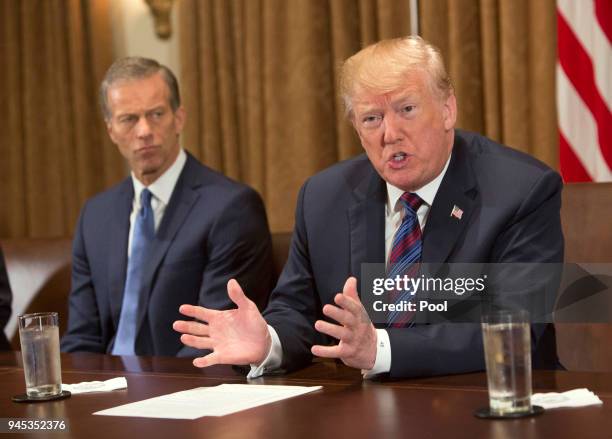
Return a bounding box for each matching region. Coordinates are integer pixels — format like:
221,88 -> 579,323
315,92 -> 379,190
93,384 -> 323,419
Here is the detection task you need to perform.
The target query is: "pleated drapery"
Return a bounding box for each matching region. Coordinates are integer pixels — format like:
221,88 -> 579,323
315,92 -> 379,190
179,0 -> 558,233
0,0 -> 122,238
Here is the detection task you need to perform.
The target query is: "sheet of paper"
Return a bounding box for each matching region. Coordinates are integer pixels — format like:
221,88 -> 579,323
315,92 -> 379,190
94,384 -> 322,419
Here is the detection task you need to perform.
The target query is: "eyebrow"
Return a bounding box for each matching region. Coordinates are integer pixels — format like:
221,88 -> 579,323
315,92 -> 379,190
389,92 -> 419,106
354,91 -> 420,114
115,112 -> 137,120
115,105 -> 166,119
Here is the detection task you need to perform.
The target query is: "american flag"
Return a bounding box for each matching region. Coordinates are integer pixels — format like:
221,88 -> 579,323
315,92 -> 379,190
450,205 -> 463,220
557,0 -> 611,182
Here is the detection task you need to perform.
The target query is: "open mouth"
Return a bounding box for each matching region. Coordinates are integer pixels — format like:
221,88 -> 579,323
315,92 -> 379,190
387,152 -> 411,170
391,152 -> 407,162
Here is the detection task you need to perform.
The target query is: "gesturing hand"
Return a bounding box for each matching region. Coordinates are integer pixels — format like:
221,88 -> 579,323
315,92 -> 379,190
173,279 -> 271,368
311,277 -> 377,370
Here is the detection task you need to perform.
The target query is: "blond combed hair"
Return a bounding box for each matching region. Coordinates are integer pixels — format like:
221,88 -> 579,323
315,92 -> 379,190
340,36 -> 453,117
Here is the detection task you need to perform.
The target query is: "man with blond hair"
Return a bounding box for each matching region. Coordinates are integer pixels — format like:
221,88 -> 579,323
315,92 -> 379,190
174,36 -> 562,378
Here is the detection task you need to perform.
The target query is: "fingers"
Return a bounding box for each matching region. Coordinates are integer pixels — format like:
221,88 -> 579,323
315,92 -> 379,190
322,302 -> 353,326
227,279 -> 250,309
172,320 -> 210,336
324,293 -> 365,326
193,352 -> 220,368
333,292 -> 362,316
179,333 -> 213,350
324,277 -> 362,318
311,344 -> 342,359
343,276 -> 359,299
178,304 -> 218,322
314,320 -> 347,341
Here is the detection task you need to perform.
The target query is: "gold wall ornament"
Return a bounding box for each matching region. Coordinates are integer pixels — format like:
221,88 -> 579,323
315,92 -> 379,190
144,0 -> 175,39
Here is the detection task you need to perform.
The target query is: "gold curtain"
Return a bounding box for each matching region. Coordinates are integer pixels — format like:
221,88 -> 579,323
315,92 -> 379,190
0,0 -> 121,239
179,0 -> 412,232
1,0 -> 559,238
420,0 -> 558,169
180,0 -> 559,233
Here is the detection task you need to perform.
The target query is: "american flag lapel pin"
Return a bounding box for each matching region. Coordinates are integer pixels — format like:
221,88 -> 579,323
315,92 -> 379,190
450,205 -> 463,220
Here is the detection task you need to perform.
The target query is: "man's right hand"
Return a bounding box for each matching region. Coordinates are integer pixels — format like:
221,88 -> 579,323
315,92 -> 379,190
173,279 -> 271,367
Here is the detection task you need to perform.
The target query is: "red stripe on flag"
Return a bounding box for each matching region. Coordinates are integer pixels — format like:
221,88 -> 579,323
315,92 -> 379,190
557,11 -> 612,169
595,0 -> 612,43
559,132 -> 593,182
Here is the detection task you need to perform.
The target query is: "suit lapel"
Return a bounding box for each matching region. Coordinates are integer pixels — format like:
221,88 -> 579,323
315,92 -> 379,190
348,165 -> 386,281
108,180 -> 133,326
422,133 -> 478,263
135,154 -> 202,334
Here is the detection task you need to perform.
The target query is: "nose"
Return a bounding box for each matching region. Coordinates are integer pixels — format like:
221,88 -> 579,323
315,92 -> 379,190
135,116 -> 153,139
382,113 -> 404,145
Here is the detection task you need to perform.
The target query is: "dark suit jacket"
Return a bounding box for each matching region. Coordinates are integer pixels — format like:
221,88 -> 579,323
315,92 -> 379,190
61,153 -> 274,356
0,247 -> 12,350
264,129 -> 563,378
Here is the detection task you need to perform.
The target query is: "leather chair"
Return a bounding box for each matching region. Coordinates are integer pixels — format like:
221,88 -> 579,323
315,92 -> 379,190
561,182 -> 612,262
555,182 -> 612,372
271,232 -> 292,280
1,238 -> 72,349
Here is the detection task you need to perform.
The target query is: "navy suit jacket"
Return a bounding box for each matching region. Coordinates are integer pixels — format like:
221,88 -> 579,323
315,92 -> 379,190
264,130 -> 563,378
61,153 -> 274,356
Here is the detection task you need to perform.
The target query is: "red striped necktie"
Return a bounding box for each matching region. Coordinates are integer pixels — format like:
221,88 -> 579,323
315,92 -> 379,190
387,192 -> 424,327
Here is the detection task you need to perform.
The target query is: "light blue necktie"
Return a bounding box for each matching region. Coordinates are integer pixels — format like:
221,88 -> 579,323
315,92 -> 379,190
112,188 -> 154,355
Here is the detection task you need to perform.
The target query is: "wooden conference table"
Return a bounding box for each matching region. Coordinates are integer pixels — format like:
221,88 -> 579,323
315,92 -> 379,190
0,352 -> 610,438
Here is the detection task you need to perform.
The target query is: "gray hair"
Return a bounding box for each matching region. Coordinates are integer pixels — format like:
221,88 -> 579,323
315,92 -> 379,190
100,56 -> 180,120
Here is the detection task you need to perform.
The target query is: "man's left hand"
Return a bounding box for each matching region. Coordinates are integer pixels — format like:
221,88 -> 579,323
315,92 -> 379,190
311,277 -> 377,370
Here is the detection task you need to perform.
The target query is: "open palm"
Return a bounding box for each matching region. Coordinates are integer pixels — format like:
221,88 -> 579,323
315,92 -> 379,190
173,279 -> 271,367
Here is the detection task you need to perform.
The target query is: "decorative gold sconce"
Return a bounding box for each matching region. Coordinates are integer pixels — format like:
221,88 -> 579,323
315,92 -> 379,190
145,0 -> 175,39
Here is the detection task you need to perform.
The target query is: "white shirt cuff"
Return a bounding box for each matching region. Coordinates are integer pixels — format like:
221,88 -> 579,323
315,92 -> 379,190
247,325 -> 283,379
362,329 -> 391,379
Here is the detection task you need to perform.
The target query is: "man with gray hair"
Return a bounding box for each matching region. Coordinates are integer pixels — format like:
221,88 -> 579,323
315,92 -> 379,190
174,36 -> 562,378
62,57 -> 273,357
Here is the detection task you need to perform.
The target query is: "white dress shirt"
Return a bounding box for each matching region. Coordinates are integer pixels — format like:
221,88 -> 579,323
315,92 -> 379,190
128,149 -> 187,255
249,155 -> 451,379
365,155 -> 450,377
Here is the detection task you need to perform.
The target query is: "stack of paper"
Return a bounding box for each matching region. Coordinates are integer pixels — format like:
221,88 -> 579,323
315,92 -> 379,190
94,384 -> 322,419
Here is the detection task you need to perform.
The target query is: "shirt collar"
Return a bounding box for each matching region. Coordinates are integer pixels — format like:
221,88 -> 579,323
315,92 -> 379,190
131,148 -> 187,206
386,152 -> 452,214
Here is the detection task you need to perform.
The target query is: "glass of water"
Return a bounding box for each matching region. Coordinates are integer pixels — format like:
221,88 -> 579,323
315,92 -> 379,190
18,312 -> 62,398
481,309 -> 532,416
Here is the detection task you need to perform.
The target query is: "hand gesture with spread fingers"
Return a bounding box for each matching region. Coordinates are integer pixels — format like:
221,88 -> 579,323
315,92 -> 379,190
173,279 -> 271,367
311,277 -> 378,370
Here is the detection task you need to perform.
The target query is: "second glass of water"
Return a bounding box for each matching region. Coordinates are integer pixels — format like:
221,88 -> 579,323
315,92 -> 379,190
481,309 -> 532,416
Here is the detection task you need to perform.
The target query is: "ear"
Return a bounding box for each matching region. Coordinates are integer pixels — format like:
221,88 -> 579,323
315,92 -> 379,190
442,94 -> 457,131
174,106 -> 186,133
